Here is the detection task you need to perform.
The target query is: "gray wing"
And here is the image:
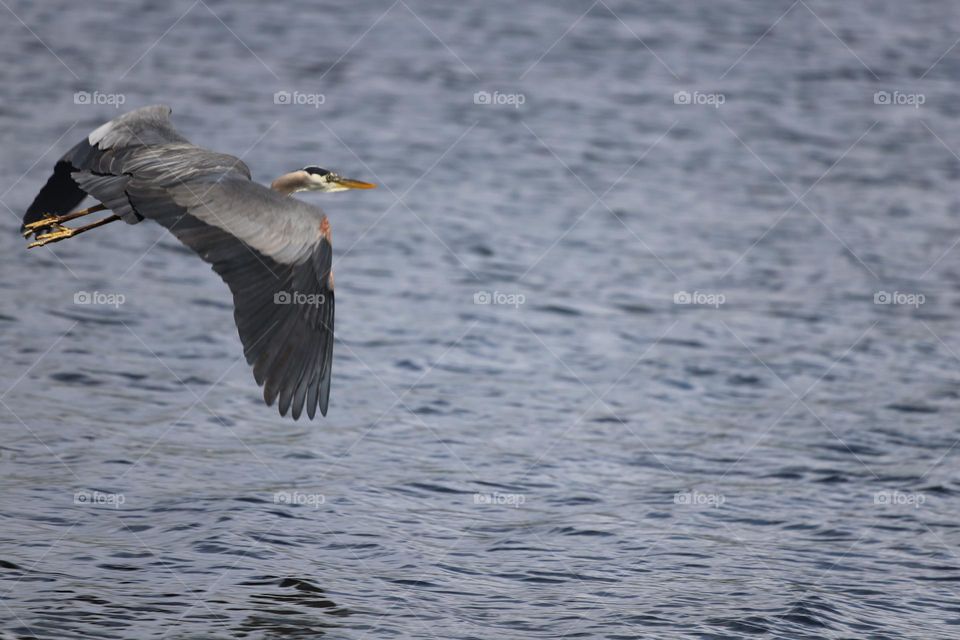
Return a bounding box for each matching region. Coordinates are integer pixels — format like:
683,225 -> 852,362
85,103 -> 191,149
22,105 -> 250,228
130,178 -> 336,420
42,106 -> 334,419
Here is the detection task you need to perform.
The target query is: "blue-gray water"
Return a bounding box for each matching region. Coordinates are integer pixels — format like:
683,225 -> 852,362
2,1 -> 960,638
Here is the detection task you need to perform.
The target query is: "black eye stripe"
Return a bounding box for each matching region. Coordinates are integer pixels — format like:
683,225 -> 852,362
303,166 -> 330,176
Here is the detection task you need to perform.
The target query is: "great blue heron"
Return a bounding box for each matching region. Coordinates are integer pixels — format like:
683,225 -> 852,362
21,105 -> 376,420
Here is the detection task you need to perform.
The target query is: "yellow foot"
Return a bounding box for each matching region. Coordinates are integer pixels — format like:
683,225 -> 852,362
22,215 -> 65,237
27,225 -> 74,249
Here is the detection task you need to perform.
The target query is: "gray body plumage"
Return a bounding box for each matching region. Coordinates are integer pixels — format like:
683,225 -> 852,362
25,105 -> 336,419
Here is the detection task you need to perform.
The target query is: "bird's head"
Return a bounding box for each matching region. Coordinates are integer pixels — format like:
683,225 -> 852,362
271,166 -> 377,196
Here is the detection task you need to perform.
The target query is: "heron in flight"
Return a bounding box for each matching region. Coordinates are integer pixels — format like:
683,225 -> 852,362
21,105 -> 376,420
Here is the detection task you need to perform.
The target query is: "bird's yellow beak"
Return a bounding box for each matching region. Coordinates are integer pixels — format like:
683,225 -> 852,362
333,177 -> 377,190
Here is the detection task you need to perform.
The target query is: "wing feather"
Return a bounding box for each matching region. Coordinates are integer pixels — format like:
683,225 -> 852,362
22,104 -> 250,229
120,178 -> 335,418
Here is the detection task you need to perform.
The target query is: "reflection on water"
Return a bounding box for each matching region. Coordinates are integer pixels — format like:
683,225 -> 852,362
2,0 -> 960,637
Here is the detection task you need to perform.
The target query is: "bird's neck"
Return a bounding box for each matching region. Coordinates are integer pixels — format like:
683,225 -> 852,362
270,171 -> 308,196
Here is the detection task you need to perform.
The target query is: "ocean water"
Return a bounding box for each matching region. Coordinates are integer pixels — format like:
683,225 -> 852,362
2,1 -> 960,637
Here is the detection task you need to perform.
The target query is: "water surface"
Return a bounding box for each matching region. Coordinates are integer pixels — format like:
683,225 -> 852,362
2,1 -> 960,637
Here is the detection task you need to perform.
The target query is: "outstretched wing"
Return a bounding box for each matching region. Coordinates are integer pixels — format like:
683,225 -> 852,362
21,105 -> 201,230
130,177 -> 336,419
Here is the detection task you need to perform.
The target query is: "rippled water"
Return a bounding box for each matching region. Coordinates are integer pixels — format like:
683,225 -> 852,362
3,0 -> 960,637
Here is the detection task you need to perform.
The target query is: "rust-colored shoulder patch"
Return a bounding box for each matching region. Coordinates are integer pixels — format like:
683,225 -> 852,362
327,269 -> 335,290
319,216 -> 332,242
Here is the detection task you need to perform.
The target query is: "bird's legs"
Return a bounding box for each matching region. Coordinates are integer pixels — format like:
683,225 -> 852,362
22,203 -> 108,238
28,214 -> 121,249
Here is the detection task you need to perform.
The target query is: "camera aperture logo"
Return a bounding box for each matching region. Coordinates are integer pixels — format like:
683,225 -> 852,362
74,290 -> 125,308
473,290 -> 525,308
274,490 -> 326,508
473,90 -> 525,109
673,290 -> 725,308
74,91 -> 126,108
274,290 -> 326,308
674,90 -> 725,109
274,90 -> 326,109
873,90 -> 924,109
674,489 -> 725,509
473,492 -> 525,508
874,291 -> 924,308
74,489 -> 125,508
